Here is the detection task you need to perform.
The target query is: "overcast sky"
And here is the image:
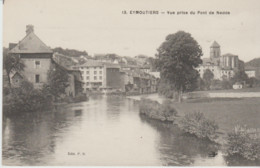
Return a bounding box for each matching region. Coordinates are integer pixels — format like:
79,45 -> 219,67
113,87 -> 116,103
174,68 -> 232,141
3,0 -> 260,62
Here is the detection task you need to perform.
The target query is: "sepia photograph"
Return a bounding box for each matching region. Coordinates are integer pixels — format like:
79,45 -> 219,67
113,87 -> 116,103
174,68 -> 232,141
2,0 -> 260,166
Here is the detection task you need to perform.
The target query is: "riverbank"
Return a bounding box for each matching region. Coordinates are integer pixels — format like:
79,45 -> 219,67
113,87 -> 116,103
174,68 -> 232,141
127,93 -> 166,103
129,93 -> 260,145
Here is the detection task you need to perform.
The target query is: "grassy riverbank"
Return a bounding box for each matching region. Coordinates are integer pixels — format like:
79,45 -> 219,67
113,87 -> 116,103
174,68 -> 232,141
129,91 -> 260,135
173,97 -> 260,134
134,92 -> 260,160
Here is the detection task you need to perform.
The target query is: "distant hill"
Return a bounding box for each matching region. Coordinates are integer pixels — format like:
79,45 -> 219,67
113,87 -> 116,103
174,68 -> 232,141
52,47 -> 89,58
245,57 -> 260,67
245,57 -> 260,79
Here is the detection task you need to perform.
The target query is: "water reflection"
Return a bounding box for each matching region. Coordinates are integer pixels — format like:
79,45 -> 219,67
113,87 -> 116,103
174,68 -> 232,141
2,105 -> 83,166
2,96 -> 260,166
139,115 -> 224,166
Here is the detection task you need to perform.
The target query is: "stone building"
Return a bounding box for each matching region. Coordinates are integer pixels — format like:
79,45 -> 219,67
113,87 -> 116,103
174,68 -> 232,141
196,41 -> 241,80
9,25 -> 53,89
220,53 -> 239,70
8,25 -> 82,97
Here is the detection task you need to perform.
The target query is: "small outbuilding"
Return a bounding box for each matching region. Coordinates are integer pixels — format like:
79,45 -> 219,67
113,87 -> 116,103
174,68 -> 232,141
233,82 -> 243,89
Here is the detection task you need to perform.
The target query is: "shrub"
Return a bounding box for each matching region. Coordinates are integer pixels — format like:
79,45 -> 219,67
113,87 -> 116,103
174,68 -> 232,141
139,98 -> 177,121
226,125 -> 260,161
160,100 -> 178,119
179,111 -> 219,141
73,93 -> 88,103
4,81 -> 52,113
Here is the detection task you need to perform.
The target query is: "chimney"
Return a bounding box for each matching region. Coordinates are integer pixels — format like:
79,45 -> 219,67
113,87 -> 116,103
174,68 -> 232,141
26,25 -> 34,35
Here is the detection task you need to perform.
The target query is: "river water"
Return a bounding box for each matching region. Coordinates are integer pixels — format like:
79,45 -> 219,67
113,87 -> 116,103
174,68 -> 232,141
2,96 -> 259,166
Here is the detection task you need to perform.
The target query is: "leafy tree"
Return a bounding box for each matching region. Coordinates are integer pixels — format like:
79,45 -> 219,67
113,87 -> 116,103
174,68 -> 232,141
156,31 -> 202,102
231,70 -> 249,84
158,79 -> 175,98
5,81 -> 52,113
146,57 -> 158,71
248,77 -> 258,87
53,47 -> 88,57
47,64 -> 69,100
203,69 -> 214,90
221,79 -> 232,90
3,50 -> 25,87
197,77 -> 205,91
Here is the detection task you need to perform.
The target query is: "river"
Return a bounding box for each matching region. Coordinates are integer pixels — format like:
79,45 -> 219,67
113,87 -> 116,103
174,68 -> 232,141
2,96 -> 259,166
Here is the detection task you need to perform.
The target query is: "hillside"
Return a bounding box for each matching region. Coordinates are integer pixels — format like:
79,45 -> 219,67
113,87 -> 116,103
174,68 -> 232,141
245,57 -> 260,67
52,47 -> 90,58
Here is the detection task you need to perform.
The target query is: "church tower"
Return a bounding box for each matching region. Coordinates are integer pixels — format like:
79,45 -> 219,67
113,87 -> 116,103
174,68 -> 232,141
210,41 -> 221,59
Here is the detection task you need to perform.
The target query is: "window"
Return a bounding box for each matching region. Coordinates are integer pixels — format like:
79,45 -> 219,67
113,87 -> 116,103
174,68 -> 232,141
86,82 -> 89,86
94,76 -> 97,80
94,71 -> 97,74
99,76 -> 102,80
99,71 -> 102,74
86,76 -> 89,80
86,71 -> 89,74
94,67 -> 96,69
35,74 -> 40,83
35,61 -> 40,69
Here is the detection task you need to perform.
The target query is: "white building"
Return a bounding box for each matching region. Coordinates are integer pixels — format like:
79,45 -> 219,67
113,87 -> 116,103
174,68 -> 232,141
245,66 -> 256,78
197,41 -> 238,80
72,60 -> 121,92
196,63 -> 222,80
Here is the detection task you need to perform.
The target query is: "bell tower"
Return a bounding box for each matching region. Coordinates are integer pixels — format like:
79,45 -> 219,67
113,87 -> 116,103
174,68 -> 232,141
210,41 -> 221,59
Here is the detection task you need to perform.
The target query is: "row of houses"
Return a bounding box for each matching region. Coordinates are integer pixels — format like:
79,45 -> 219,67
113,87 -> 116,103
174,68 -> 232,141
71,60 -> 158,94
6,25 -> 159,96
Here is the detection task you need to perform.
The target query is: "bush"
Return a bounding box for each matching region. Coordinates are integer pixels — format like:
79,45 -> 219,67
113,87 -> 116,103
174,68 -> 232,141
139,98 -> 177,121
221,79 -> 232,90
72,93 -> 88,103
4,81 -> 52,113
226,125 -> 260,161
179,111 -> 219,141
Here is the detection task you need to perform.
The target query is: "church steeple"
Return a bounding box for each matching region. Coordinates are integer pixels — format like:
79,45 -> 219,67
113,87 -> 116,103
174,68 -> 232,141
210,41 -> 221,59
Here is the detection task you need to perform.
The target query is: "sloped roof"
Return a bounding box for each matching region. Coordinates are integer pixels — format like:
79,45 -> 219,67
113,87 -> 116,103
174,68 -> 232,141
202,58 -> 213,65
211,41 -> 220,48
10,71 -> 24,79
245,66 -> 257,71
222,53 -> 238,57
9,32 -> 53,54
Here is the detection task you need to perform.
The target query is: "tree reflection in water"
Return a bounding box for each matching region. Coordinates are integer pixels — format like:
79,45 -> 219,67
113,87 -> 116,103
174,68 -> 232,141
2,105 -> 83,166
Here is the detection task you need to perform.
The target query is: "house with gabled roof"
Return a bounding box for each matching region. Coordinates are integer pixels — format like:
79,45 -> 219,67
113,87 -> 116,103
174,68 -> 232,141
9,25 -> 53,89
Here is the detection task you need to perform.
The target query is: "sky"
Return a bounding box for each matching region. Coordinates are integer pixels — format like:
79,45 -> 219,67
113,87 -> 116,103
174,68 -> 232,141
3,0 -> 260,62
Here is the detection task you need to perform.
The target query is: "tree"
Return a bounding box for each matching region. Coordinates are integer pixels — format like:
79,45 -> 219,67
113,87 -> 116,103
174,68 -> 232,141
231,70 -> 249,84
156,31 -> 203,102
203,69 -> 214,90
3,50 -> 25,87
248,77 -> 258,87
197,77 -> 206,91
221,79 -> 232,90
47,64 -> 69,100
146,57 -> 158,71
